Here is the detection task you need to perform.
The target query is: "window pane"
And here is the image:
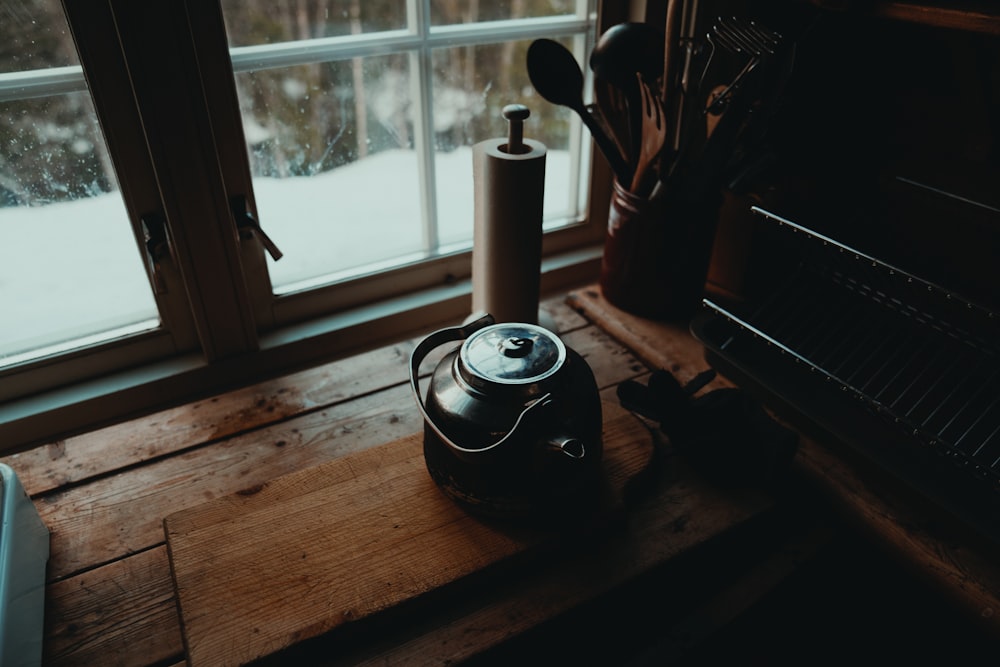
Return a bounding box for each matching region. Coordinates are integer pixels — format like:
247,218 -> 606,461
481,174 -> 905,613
222,4 -> 591,295
430,1 -> 578,25
220,0 -> 407,45
433,40 -> 579,248
235,55 -> 427,291
0,0 -> 76,71
0,7 -> 159,366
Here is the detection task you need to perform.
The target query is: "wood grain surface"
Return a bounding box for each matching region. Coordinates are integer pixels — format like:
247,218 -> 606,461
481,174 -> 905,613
164,400 -> 655,667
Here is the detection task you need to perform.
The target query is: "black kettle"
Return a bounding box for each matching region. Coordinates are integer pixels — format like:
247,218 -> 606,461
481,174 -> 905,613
409,313 -> 603,517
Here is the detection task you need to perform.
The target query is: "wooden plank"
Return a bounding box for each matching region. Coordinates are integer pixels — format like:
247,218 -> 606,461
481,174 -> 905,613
566,286 -> 731,392
2,341 -> 419,497
35,403 -> 758,667
36,390 -> 767,667
2,298 -> 586,498
26,313 -> 638,666
287,444 -> 775,666
35,388 -> 634,667
37,383 -> 422,580
560,326 -> 648,387
795,439 -> 1000,635
540,294 -> 588,333
870,3 -> 1000,36
26,303 -> 750,667
164,402 -> 655,667
33,326 -> 643,582
624,522 -> 835,662
43,546 -> 183,667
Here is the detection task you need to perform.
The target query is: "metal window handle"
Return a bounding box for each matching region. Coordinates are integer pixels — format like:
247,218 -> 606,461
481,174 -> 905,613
231,195 -> 283,261
141,211 -> 171,294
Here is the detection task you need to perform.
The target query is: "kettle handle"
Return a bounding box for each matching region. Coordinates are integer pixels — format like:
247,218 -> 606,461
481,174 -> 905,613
409,313 -> 557,457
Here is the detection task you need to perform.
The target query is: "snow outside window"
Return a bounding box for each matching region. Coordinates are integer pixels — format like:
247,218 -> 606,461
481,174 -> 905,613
0,0 -> 607,451
0,4 -> 161,367
220,0 -> 597,298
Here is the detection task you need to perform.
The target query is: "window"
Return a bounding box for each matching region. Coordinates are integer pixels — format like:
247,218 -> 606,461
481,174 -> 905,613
0,0 -> 200,403
0,0 -> 621,451
219,0 -> 602,317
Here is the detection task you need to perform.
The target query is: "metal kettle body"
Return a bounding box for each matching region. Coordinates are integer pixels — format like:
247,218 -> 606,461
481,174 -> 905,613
409,314 -> 603,517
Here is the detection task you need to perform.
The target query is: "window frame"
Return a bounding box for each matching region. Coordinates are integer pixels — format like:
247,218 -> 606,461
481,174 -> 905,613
0,0 -> 204,402
0,0 -> 645,452
222,6 -> 609,328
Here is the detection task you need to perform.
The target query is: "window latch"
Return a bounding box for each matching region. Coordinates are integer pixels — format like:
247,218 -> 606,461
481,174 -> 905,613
141,211 -> 171,294
231,195 -> 283,261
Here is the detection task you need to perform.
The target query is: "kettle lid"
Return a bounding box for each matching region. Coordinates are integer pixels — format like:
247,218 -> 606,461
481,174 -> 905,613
460,322 -> 566,385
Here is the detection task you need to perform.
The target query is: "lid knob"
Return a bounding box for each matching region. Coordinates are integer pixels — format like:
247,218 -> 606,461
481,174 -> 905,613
461,322 -> 566,385
500,336 -> 534,358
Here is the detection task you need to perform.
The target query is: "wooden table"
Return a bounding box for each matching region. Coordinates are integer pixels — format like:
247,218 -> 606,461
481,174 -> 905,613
5,285 -> 999,666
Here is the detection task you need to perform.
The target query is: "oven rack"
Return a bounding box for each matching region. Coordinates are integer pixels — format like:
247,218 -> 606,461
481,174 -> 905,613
693,206 -> 1000,544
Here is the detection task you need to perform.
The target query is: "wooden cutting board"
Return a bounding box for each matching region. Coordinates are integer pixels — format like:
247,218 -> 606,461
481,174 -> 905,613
164,401 -> 655,667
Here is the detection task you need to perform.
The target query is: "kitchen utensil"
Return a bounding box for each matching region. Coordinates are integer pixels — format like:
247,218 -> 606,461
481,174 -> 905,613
409,313 -> 603,517
704,16 -> 782,115
590,22 -> 665,94
662,0 -> 685,153
661,15 -> 784,198
527,38 -> 631,184
589,22 -> 665,166
629,74 -> 669,197
592,78 -> 632,165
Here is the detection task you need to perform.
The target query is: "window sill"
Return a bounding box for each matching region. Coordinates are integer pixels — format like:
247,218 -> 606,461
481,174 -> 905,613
0,245 -> 602,453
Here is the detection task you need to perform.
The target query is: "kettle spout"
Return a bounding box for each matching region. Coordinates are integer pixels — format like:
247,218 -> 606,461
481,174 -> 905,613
547,435 -> 586,459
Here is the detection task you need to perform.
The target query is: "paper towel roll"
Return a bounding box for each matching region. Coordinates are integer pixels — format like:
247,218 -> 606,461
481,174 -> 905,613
471,136 -> 546,324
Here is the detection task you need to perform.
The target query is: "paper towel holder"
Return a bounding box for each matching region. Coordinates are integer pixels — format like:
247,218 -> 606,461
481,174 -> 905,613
504,103 -> 557,331
469,104 -> 556,332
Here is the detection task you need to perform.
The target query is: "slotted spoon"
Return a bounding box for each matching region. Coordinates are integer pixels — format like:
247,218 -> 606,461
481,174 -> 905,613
629,74 -> 668,197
